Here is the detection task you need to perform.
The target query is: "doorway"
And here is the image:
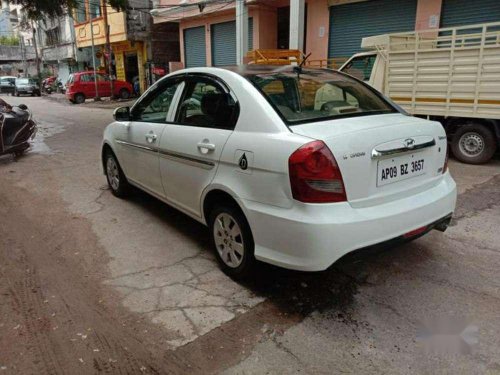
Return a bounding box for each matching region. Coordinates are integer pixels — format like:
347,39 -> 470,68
276,5 -> 308,52
124,52 -> 139,85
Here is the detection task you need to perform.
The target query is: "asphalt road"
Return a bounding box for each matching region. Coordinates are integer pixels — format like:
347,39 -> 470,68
1,96 -> 499,374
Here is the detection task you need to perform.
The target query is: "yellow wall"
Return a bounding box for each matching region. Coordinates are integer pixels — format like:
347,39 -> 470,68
112,41 -> 147,93
74,2 -> 127,48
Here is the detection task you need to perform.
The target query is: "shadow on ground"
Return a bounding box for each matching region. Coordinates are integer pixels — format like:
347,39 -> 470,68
121,186 -> 424,320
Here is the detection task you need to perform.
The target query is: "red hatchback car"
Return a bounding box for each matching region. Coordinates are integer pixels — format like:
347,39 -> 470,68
66,71 -> 133,104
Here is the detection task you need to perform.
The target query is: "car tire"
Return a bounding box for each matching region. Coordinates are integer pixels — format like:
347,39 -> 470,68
104,150 -> 130,198
74,93 -> 85,104
208,204 -> 256,280
451,123 -> 497,164
119,88 -> 130,100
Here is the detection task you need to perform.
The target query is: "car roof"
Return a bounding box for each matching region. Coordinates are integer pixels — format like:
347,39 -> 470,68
175,65 -> 339,78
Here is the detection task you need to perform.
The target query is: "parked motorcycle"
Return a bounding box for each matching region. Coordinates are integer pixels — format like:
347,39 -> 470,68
42,76 -> 56,94
0,104 -> 37,157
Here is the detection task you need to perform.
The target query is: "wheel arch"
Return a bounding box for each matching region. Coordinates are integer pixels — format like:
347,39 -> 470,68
101,142 -> 117,174
444,117 -> 500,143
201,186 -> 249,227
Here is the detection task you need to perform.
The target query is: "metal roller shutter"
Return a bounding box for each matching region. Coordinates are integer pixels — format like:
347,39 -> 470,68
328,0 -> 417,59
184,26 -> 206,68
211,18 -> 254,67
441,0 -> 500,28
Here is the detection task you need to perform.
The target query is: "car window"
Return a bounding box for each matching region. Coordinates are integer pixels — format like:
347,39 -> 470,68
342,55 -> 376,82
97,74 -> 109,82
132,81 -> 180,123
176,79 -> 237,130
80,74 -> 91,82
248,70 -> 395,125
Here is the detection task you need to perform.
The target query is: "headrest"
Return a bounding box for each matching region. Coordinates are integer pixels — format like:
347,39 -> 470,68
201,93 -> 227,116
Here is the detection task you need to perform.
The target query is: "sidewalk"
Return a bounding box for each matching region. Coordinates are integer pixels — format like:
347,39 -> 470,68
43,93 -> 136,109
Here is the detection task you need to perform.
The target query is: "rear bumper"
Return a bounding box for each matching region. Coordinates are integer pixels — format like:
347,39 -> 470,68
242,173 -> 457,271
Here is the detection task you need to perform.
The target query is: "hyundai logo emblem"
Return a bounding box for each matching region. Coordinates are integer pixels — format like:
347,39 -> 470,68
404,138 -> 416,149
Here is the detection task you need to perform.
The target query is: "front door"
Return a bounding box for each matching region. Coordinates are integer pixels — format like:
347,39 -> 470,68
158,76 -> 238,218
116,78 -> 182,197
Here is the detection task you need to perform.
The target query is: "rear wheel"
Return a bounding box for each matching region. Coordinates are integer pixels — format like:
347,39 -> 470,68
451,123 -> 497,164
74,93 -> 85,104
104,151 -> 130,198
209,205 -> 256,280
119,88 -> 130,100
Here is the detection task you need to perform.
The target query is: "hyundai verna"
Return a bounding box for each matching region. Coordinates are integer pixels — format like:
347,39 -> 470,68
101,66 -> 457,279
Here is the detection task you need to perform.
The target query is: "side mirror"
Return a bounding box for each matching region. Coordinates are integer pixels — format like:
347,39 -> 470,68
113,106 -> 130,121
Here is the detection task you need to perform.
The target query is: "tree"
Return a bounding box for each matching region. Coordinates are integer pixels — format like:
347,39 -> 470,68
15,0 -> 128,20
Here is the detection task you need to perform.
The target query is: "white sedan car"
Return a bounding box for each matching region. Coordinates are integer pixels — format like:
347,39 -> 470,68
102,66 -> 457,279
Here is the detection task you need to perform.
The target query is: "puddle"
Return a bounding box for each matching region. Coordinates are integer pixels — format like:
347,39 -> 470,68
29,119 -> 65,155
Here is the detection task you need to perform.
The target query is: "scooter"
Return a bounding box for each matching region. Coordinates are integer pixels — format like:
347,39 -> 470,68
0,104 -> 37,157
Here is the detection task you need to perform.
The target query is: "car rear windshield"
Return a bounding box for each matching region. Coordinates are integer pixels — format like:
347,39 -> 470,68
247,69 -> 396,125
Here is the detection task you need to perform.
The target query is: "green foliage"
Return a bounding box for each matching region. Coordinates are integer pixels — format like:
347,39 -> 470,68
0,36 -> 20,46
16,0 -> 129,21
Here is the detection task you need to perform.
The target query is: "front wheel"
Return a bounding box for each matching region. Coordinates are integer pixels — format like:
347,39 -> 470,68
209,205 -> 256,280
104,151 -> 130,198
451,123 -> 497,164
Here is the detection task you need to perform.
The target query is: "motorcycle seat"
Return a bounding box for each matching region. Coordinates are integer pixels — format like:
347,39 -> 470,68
1,110 -> 30,145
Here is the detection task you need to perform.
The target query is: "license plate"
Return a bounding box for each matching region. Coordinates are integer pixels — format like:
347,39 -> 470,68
377,154 -> 426,186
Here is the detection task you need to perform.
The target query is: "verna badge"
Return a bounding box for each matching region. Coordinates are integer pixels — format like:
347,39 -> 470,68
239,153 -> 248,170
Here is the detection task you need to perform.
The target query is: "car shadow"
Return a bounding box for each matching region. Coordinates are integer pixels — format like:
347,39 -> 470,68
123,187 -> 422,317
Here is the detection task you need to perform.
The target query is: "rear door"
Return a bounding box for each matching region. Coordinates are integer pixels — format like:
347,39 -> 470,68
158,75 -> 238,218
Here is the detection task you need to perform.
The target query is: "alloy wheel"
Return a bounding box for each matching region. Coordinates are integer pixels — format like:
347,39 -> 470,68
213,213 -> 244,268
106,156 -> 120,191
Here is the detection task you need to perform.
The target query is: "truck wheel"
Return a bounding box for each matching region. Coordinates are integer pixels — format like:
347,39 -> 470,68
451,123 -> 497,164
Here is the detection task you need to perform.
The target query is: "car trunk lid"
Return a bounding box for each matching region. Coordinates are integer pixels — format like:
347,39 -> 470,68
290,113 -> 448,205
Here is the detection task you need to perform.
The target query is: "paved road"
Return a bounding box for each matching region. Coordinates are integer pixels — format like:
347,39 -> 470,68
0,96 -> 499,374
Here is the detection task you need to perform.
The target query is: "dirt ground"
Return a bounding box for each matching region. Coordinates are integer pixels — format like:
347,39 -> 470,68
1,96 -> 500,374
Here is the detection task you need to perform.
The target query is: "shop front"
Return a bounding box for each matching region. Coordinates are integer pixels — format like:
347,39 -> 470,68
112,41 -> 147,94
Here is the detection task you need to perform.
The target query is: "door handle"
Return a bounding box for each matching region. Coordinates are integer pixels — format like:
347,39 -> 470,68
197,141 -> 216,153
145,133 -> 157,143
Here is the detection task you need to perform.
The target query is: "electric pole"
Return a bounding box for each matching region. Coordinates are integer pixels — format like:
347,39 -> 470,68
90,20 -> 100,100
31,21 -> 41,83
102,0 -> 114,99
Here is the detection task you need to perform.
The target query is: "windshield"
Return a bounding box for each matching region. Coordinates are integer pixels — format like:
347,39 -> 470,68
17,78 -> 31,84
247,69 -> 396,125
341,54 -> 376,82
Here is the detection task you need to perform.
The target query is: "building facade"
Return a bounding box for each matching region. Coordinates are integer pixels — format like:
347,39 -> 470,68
73,0 -> 149,93
152,0 -> 500,68
37,15 -> 87,83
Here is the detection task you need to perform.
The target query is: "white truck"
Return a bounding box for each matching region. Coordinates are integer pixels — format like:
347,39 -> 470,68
339,22 -> 500,164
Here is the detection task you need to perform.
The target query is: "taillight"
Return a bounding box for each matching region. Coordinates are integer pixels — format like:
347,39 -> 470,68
288,140 -> 347,203
442,145 -> 449,174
